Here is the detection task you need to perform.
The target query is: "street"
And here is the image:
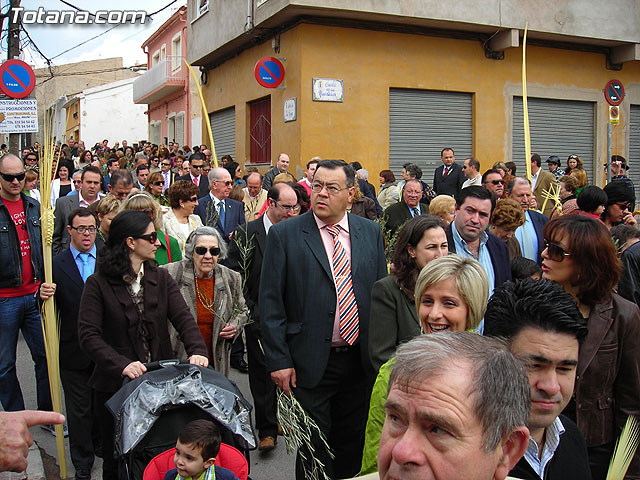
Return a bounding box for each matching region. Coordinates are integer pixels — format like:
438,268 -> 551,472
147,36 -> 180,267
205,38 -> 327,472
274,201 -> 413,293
9,333 -> 295,480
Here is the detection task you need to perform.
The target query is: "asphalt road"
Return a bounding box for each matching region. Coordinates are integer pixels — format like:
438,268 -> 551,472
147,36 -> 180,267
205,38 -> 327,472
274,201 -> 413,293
11,333 -> 296,480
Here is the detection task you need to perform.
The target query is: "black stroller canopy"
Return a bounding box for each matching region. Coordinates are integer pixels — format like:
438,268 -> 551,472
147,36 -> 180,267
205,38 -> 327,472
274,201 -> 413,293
106,362 -> 257,456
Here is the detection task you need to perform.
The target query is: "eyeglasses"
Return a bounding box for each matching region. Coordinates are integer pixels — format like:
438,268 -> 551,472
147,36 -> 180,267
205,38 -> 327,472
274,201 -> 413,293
487,179 -> 505,185
213,180 -> 233,186
616,202 -> 632,211
151,181 -> 165,186
70,225 -> 97,234
73,179 -> 82,185
543,240 -> 571,262
274,200 -> 301,212
461,165 -> 467,170
195,246 -> 221,256
135,231 -> 158,243
311,182 -> 349,195
189,196 -> 198,202
141,208 -> 154,219
191,164 -> 204,170
0,172 -> 26,182
161,162 -> 171,166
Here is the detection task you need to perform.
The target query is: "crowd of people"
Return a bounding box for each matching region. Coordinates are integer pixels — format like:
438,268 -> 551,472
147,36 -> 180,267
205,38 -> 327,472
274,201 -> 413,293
0,138 -> 639,480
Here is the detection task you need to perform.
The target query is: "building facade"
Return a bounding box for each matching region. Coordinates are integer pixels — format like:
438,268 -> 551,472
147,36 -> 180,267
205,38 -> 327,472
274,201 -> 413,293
187,0 -> 640,188
133,5 -> 202,148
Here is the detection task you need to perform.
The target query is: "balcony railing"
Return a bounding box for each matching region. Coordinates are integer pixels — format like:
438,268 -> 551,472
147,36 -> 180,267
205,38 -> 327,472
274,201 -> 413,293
133,56 -> 186,104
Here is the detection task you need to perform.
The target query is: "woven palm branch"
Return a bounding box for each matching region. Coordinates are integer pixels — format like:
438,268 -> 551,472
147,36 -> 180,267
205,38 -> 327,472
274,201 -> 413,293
540,182 -> 562,216
606,415 -> 640,480
39,114 -> 67,477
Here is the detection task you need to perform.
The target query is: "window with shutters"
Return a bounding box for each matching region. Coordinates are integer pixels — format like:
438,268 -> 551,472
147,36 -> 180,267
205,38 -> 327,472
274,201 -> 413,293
167,114 -> 176,143
175,112 -> 185,148
249,97 -> 271,164
629,105 -> 640,203
210,107 -> 236,163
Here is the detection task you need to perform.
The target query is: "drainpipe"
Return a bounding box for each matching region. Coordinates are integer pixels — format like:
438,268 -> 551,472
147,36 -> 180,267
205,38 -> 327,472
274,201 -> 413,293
245,0 -> 254,32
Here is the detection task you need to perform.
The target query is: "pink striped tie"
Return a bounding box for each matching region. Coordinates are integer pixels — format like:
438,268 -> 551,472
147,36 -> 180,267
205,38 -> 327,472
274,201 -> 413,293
326,225 -> 359,345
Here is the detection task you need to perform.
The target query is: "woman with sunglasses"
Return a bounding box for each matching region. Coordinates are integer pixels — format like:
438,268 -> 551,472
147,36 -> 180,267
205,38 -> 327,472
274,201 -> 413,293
144,171 -> 170,208
163,180 -> 203,253
162,226 -> 248,376
78,210 -> 209,480
120,192 -> 181,265
602,179 -> 638,229
541,215 -> 640,479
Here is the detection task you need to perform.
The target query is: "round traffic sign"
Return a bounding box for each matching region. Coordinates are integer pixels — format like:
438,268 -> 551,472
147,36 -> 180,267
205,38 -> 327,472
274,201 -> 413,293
254,57 -> 285,88
0,59 -> 36,99
604,79 -> 624,106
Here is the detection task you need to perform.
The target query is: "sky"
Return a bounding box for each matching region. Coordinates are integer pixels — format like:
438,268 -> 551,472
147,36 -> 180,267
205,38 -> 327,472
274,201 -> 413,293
4,0 -> 182,68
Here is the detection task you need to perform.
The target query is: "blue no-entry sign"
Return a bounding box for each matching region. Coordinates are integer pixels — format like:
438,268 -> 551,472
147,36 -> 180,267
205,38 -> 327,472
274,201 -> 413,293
0,59 -> 36,99
254,57 -> 285,88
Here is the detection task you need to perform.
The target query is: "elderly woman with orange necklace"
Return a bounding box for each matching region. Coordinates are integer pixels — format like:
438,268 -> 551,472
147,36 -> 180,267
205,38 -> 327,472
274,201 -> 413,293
162,226 -> 248,375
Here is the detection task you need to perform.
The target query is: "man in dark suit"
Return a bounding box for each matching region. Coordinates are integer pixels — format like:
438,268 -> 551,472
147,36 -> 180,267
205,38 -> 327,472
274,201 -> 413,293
159,157 -> 177,193
102,158 -> 120,193
176,152 -> 209,197
53,166 -> 103,254
40,207 -> 99,480
446,186 -> 511,298
382,179 -> 428,236
260,160 -> 387,479
433,147 -> 465,196
506,177 -> 549,264
225,183 -> 300,452
194,167 -> 245,242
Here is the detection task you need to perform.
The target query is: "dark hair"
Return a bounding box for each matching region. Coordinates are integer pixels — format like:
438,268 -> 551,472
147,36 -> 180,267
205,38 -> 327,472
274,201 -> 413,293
611,224 -> 640,250
67,207 -> 97,227
110,169 -> 133,187
505,161 -> 517,175
136,164 -> 149,175
379,169 -> 396,183
190,152 -> 205,162
440,147 -> 454,157
221,154 -> 233,163
223,161 -> 239,180
178,420 -> 221,461
289,182 -> 310,214
106,157 -> 119,168
167,180 -> 199,209
455,185 -> 495,212
97,210 -> 153,280
531,154 -> 541,167
466,157 -> 480,171
603,179 -> 634,207
543,216 -> 620,305
404,163 -> 422,180
349,161 -> 363,172
484,278 -> 588,344
315,160 -> 355,187
81,165 -> 102,181
510,256 -> 542,280
306,159 -> 319,169
392,215 -> 446,300
481,169 -> 501,184
57,159 -> 75,177
576,185 -> 607,214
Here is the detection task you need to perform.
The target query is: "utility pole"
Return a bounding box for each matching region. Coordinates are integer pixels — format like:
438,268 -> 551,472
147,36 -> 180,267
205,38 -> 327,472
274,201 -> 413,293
7,0 -> 20,154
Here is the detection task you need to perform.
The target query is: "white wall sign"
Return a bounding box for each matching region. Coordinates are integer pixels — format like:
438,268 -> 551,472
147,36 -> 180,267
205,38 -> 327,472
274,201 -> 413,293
312,78 -> 343,102
284,97 -> 297,122
0,99 -> 38,133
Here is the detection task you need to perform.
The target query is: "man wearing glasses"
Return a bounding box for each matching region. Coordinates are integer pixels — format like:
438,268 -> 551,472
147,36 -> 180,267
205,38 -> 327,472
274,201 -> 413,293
194,167 -> 245,242
482,169 -> 506,199
0,154 -> 52,419
506,177 -> 548,264
260,160 -> 387,479
226,183 -> 300,452
39,208 -> 100,479
159,157 -> 176,193
177,152 -> 209,197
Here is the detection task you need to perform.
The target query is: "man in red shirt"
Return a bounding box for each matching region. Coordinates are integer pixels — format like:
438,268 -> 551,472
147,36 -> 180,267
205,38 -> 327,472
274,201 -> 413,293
0,154 -> 51,417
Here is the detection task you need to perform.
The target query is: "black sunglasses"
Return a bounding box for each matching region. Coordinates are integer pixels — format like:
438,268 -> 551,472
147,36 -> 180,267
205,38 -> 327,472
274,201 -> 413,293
135,231 -> 158,244
488,179 -> 505,185
151,181 -> 165,186
195,246 -> 221,256
161,162 -> 171,166
543,240 -> 571,262
0,172 -> 26,182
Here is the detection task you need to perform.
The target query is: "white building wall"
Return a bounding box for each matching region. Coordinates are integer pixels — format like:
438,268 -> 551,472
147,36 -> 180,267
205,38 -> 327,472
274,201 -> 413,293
191,116 -> 202,146
79,77 -> 147,147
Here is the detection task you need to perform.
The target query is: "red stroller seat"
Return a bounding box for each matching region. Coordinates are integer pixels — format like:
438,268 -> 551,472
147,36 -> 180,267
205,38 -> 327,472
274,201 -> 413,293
143,445 -> 249,480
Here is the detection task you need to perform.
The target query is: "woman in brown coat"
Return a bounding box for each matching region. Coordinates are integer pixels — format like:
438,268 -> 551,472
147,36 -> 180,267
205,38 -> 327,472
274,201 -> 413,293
542,215 -> 640,480
78,210 -> 208,480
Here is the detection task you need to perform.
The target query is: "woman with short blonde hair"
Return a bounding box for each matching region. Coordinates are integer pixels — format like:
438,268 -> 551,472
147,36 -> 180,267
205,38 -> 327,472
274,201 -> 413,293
428,194 -> 456,226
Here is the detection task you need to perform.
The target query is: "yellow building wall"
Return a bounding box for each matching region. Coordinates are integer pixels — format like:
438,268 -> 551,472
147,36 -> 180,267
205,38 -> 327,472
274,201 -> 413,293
203,23 -> 640,184
65,101 -> 81,142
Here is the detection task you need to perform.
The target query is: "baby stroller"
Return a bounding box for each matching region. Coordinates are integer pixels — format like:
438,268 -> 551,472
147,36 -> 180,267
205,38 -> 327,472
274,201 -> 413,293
106,360 -> 257,480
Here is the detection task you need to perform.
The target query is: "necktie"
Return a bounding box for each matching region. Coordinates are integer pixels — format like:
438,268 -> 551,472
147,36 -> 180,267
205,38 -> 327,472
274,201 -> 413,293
193,176 -> 199,187
217,201 -> 226,230
79,253 -> 90,282
443,166 -> 449,178
326,225 -> 359,345
163,172 -> 169,192
412,207 -> 420,217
